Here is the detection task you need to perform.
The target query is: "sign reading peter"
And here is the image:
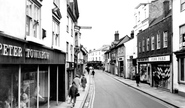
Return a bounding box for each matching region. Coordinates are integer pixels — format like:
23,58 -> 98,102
0,42 -> 23,57
0,42 -> 50,61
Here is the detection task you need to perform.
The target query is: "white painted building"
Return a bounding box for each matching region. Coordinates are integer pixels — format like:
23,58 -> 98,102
133,3 -> 150,63
88,45 -> 110,63
172,0 -> 185,97
124,38 -> 135,78
0,0 -> 70,107
134,3 -> 150,36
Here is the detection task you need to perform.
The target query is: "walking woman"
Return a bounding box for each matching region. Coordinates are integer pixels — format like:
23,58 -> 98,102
81,74 -> 87,91
68,82 -> 78,107
135,72 -> 140,87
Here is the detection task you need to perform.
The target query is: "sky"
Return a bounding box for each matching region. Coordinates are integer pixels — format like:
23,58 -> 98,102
78,0 -> 149,51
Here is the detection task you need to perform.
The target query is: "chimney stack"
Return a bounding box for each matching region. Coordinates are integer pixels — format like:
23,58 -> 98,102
114,31 -> 119,41
163,0 -> 170,17
130,30 -> 134,38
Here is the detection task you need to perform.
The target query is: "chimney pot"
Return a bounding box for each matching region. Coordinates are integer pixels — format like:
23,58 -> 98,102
114,31 -> 119,41
163,0 -> 170,17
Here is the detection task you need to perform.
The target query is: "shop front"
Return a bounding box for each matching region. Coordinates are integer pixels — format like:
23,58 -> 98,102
118,57 -> 124,77
66,62 -> 75,90
138,58 -> 150,83
149,55 -> 171,90
0,35 -> 65,108
138,55 -> 172,90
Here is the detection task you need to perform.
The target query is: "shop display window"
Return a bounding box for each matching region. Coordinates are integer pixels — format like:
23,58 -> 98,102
0,65 -> 19,108
21,71 -> 37,108
21,65 -> 49,108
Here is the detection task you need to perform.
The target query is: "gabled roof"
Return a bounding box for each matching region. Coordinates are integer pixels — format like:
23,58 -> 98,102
149,10 -> 172,27
116,35 -> 131,47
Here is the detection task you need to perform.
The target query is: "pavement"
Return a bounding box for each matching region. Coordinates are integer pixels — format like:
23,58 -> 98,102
105,71 -> 185,108
49,72 -> 92,108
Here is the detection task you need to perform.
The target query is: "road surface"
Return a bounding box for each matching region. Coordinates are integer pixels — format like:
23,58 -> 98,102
92,70 -> 174,108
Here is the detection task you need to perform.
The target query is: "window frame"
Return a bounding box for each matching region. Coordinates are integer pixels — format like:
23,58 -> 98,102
67,16 -> 69,33
52,18 -> 60,47
66,42 -> 69,61
53,0 -> 60,8
181,0 -> 185,12
26,0 -> 41,39
151,36 -> 155,50
179,25 -> 185,49
139,42 -> 141,53
147,38 -> 150,51
157,33 -> 161,49
70,45 -> 73,61
142,39 -> 145,52
179,58 -> 185,84
163,31 -> 168,48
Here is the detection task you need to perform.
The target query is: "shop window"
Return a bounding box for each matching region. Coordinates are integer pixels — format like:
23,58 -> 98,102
0,65 -> 19,108
21,66 -> 49,108
179,58 -> 185,83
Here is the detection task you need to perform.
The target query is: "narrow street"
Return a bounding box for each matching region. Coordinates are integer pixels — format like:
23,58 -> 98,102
92,70 -> 175,108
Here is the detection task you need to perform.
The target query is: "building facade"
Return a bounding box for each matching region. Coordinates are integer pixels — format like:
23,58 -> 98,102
172,0 -> 185,97
0,0 -> 67,108
65,0 -> 79,94
116,35 -> 131,77
88,45 -> 110,64
137,0 -> 172,91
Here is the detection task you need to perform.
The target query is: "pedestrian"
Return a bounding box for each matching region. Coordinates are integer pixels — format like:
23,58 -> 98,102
86,66 -> 90,74
73,75 -> 81,90
135,72 -> 140,87
92,69 -> 95,78
81,74 -> 87,91
103,67 -> 105,72
68,81 -> 79,107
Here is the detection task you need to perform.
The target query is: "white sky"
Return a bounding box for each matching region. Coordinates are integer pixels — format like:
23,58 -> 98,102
78,0 -> 149,51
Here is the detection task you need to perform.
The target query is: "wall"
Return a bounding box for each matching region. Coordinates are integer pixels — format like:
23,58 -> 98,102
0,0 -> 26,39
134,3 -> 149,36
173,0 -> 185,93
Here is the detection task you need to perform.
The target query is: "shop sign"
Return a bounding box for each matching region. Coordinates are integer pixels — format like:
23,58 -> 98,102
138,58 -> 149,62
149,55 -> 170,62
0,43 -> 22,57
25,48 -> 49,60
0,42 -> 50,60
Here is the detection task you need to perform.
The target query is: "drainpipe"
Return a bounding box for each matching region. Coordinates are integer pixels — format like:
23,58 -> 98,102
171,0 -> 174,93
